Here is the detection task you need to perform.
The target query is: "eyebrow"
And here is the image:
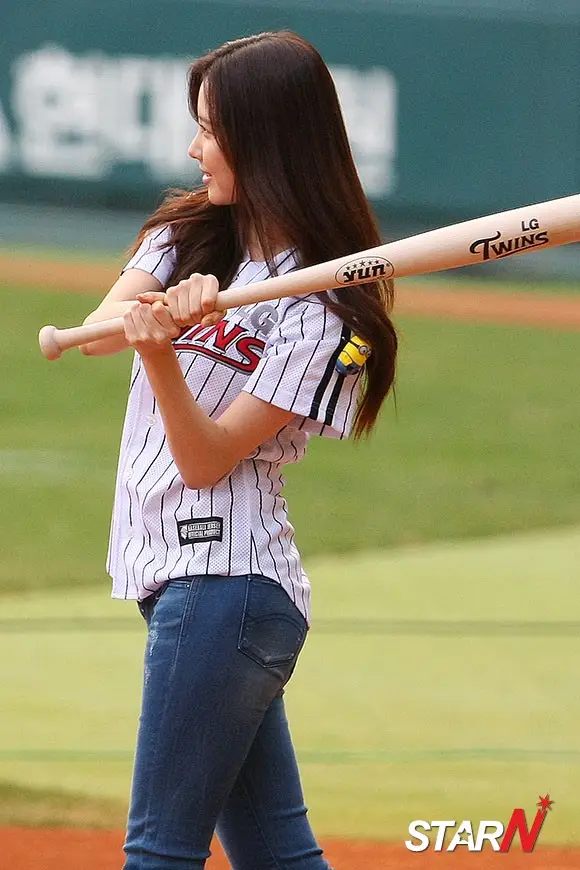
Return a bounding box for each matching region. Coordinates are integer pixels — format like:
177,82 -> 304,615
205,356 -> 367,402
197,115 -> 212,128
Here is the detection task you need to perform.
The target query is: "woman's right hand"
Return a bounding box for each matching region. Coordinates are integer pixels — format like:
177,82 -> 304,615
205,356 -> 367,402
140,273 -> 226,329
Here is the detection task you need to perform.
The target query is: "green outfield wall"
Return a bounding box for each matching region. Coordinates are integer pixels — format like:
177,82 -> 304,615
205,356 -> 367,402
0,0 -> 578,226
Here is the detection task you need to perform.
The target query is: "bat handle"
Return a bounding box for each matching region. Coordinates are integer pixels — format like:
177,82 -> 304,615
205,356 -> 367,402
38,317 -> 126,360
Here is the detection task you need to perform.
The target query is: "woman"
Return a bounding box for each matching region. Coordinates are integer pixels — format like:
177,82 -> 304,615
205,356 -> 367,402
83,31 -> 397,870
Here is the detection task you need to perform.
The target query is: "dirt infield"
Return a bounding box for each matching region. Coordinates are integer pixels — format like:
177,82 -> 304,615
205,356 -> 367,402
4,250 -> 580,330
395,286 -> 580,330
2,827 -> 580,869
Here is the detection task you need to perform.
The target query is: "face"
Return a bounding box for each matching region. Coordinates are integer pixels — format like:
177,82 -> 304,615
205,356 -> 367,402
188,82 -> 236,205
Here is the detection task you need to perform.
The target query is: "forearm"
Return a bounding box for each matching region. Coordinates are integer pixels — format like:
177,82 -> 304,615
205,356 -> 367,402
80,302 -> 135,356
140,346 -> 237,489
81,267 -> 165,356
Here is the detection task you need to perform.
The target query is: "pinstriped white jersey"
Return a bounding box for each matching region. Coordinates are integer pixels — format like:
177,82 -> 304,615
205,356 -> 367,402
107,228 -> 362,624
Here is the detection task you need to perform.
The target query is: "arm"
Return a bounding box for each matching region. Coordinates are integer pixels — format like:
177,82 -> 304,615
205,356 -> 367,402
80,269 -> 164,356
140,345 -> 294,488
82,225 -> 176,355
123,293 -> 294,488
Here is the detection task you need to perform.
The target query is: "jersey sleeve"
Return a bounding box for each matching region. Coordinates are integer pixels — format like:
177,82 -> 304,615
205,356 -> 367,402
122,226 -> 177,288
242,296 -> 363,439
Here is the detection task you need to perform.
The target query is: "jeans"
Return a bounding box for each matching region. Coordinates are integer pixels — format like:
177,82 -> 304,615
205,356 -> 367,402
123,574 -> 330,870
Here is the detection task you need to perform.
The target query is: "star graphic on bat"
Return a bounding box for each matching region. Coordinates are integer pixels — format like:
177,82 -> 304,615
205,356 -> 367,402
537,794 -> 554,812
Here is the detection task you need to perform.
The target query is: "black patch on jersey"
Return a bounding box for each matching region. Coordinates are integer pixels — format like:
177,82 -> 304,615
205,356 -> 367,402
177,517 -> 223,545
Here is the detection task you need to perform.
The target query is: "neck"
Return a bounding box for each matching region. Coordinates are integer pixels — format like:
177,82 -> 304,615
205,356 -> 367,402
246,224 -> 290,261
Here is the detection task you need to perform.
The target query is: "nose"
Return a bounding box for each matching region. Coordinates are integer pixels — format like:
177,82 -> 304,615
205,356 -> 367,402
188,128 -> 202,160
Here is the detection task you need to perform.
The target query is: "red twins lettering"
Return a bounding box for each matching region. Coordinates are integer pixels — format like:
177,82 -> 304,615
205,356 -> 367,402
173,320 -> 265,373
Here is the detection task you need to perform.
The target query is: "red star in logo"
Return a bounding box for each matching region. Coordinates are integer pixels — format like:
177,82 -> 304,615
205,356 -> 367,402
537,794 -> 554,812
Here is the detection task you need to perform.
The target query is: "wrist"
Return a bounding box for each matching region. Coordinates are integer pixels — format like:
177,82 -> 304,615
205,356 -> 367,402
137,342 -> 177,364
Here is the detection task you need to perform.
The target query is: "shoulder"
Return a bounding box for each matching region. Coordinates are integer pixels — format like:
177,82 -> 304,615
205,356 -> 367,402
122,225 -> 177,285
135,225 -> 174,252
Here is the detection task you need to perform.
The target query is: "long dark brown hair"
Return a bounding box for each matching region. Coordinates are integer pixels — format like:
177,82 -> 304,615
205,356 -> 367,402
133,30 -> 397,437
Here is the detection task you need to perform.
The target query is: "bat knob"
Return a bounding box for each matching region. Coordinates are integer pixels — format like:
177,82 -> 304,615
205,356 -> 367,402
38,325 -> 62,361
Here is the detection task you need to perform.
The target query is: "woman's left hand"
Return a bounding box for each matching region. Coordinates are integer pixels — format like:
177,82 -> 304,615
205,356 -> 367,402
123,297 -> 181,356
164,273 -> 226,329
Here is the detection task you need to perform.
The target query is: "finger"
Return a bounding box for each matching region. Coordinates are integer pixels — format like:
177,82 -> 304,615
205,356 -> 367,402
134,302 -> 156,340
186,274 -> 205,324
136,302 -> 172,344
176,280 -> 193,325
136,291 -> 167,305
166,280 -> 192,326
151,301 -> 180,338
200,274 -> 220,316
165,284 -> 181,324
123,301 -> 141,344
200,310 -> 225,327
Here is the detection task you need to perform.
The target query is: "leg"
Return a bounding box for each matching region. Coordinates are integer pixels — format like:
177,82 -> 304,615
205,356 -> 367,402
123,574 -> 308,870
216,696 -> 331,870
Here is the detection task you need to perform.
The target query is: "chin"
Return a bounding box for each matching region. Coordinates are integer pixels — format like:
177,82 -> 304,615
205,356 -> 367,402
208,187 -> 234,206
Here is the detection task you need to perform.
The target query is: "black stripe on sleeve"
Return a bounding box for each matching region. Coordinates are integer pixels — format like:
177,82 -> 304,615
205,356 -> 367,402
150,251 -> 168,277
308,322 -> 349,418
133,236 -> 155,264
340,370 -> 362,439
324,372 -> 346,426
128,234 -> 155,269
122,227 -> 168,273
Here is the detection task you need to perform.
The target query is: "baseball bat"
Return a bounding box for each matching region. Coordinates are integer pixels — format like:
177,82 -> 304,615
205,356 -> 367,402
39,193 -> 579,360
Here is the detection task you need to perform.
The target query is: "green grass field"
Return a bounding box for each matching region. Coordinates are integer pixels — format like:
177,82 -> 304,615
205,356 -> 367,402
1,529 -> 579,842
1,281 -> 579,843
1,286 -> 580,591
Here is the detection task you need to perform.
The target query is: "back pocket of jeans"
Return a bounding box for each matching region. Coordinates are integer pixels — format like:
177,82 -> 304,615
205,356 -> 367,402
238,576 -> 307,669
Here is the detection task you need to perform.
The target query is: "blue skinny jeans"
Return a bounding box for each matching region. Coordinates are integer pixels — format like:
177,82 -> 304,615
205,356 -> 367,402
123,574 -> 331,869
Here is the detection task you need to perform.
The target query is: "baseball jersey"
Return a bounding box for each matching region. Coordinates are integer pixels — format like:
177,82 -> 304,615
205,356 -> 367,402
107,227 -> 362,624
